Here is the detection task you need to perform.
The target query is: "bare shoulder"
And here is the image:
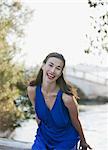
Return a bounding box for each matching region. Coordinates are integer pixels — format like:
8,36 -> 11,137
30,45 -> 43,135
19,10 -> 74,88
62,93 -> 78,109
27,86 -> 36,105
27,86 -> 36,94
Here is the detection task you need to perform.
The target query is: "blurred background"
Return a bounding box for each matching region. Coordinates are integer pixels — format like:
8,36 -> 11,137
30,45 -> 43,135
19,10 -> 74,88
0,0 -> 108,150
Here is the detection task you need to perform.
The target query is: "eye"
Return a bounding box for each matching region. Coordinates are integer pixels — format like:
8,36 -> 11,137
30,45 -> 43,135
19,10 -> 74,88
56,67 -> 61,71
49,64 -> 53,67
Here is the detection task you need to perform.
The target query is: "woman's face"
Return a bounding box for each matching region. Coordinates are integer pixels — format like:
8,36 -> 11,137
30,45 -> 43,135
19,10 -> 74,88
42,57 -> 64,83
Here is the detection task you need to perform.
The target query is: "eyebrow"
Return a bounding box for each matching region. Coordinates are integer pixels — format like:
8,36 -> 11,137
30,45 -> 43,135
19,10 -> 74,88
49,62 -> 62,68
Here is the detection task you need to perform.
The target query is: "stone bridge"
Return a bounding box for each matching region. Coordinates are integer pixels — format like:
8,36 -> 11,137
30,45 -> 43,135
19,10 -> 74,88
65,66 -> 108,98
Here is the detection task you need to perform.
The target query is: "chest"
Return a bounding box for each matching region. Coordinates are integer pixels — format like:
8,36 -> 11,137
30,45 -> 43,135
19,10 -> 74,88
35,87 -> 70,127
43,93 -> 57,110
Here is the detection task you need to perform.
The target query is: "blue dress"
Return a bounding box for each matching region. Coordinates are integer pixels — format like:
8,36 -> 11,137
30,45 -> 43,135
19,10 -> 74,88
32,85 -> 80,150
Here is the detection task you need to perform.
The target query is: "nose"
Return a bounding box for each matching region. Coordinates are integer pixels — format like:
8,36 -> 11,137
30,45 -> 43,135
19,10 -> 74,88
50,67 -> 55,73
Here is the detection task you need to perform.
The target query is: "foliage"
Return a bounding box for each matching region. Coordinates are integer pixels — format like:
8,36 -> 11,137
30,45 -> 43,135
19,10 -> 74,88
85,0 -> 108,54
0,0 -> 33,131
0,99 -> 23,131
14,65 -> 40,120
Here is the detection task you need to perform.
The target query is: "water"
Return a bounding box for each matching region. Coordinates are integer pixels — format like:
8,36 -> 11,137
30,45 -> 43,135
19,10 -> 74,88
10,104 -> 108,150
79,104 -> 108,150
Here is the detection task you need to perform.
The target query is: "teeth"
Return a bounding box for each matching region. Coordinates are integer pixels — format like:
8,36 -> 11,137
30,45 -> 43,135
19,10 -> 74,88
49,75 -> 54,78
47,73 -> 55,79
48,75 -> 54,78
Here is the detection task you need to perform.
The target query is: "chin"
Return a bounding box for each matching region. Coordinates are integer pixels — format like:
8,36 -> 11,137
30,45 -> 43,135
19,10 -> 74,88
46,78 -> 56,83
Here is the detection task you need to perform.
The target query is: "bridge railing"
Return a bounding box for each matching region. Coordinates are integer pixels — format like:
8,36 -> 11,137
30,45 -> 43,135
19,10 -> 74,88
65,67 -> 108,86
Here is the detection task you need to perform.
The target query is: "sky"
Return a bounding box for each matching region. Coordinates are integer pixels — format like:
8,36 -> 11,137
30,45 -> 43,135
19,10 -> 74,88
19,0 -> 108,68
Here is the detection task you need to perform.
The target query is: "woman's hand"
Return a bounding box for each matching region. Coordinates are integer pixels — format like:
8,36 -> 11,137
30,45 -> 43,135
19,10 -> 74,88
79,140 -> 92,150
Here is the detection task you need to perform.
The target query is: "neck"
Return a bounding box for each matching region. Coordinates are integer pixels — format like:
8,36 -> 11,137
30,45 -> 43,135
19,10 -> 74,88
42,81 -> 57,93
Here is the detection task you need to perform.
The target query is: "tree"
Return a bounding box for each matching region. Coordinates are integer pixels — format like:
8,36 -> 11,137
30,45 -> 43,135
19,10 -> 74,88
0,0 -> 33,133
85,0 -> 108,54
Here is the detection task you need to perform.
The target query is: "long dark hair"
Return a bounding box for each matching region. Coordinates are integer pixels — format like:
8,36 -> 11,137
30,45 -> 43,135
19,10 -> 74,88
29,52 -> 74,96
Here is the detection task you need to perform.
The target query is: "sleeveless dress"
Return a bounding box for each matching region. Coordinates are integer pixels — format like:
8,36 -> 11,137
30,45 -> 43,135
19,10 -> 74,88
32,85 -> 80,150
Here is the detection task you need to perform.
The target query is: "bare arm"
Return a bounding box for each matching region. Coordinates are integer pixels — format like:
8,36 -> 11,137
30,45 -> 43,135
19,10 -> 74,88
27,86 -> 40,125
63,94 -> 92,150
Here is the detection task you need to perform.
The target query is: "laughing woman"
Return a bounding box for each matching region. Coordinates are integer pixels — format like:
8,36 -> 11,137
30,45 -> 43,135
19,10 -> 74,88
27,52 -> 92,150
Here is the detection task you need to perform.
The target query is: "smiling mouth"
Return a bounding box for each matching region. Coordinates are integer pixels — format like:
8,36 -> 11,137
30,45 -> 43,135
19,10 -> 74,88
47,73 -> 55,80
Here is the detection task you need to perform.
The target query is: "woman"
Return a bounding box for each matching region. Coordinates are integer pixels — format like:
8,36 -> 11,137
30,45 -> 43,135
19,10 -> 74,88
27,52 -> 92,150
